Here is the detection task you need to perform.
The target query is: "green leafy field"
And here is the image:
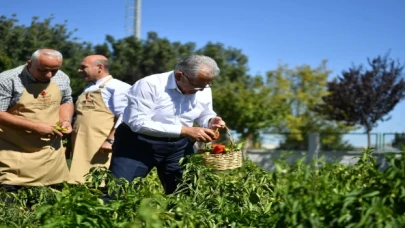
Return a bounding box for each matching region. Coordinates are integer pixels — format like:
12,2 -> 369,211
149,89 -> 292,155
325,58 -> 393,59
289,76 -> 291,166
1,149 -> 404,227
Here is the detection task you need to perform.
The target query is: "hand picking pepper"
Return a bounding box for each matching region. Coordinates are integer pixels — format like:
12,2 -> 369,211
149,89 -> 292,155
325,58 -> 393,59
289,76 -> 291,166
54,121 -> 68,132
212,128 -> 220,140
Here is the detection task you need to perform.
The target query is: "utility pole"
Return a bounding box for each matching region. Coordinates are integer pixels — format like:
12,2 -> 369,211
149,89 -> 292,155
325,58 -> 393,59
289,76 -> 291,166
125,0 -> 141,39
135,0 -> 141,39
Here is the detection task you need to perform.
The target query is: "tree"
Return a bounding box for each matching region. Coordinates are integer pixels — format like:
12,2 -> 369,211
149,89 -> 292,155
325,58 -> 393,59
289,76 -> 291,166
95,34 -> 287,143
0,14 -> 93,98
196,42 -> 250,84
267,61 -> 354,151
392,133 -> 405,150
315,54 -> 405,148
196,43 -> 288,143
0,14 -> 323,148
95,32 -> 196,85
212,76 -> 288,144
0,14 -> 95,154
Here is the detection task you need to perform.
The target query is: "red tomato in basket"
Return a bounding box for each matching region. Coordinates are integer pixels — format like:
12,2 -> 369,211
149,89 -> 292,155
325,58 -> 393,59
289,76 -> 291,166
211,144 -> 225,154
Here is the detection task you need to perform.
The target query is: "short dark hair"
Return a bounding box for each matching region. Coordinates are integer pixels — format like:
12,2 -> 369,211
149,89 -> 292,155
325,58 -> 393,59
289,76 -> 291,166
95,59 -> 110,72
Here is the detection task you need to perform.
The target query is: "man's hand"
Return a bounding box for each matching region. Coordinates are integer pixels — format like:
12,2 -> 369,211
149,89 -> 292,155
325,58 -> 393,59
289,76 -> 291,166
33,122 -> 63,137
209,116 -> 226,130
181,126 -> 216,143
59,120 -> 73,134
100,141 -> 113,153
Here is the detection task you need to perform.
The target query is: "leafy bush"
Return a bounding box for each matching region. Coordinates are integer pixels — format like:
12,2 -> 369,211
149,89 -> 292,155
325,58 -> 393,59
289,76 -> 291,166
1,149 -> 405,227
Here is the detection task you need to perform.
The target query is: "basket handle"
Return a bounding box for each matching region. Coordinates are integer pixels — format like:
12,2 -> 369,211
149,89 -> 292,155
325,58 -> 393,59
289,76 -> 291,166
224,126 -> 235,151
197,126 -> 234,151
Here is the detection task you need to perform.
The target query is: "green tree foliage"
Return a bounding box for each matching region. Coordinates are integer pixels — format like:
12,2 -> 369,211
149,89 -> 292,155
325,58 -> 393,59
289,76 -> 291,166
95,32 -> 196,84
212,76 -> 288,142
0,14 -> 93,98
196,43 -> 288,142
315,54 -> 405,148
0,14 -> 286,143
1,14 -> 356,148
96,36 -> 287,141
196,42 -> 250,83
391,133 -> 405,150
267,61 -> 354,150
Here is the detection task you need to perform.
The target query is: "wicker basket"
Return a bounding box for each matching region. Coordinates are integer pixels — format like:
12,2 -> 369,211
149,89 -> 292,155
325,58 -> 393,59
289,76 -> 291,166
202,127 -> 243,171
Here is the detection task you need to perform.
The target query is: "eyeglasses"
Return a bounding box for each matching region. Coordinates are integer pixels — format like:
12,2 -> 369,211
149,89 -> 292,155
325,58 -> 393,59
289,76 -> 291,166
182,72 -> 213,91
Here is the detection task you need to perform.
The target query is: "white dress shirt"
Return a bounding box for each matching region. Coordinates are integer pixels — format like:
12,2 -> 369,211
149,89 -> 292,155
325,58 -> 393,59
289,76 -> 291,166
122,71 -> 217,137
83,75 -> 131,128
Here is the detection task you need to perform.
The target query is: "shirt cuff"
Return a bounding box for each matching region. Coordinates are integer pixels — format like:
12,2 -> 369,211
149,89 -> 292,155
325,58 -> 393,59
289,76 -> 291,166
202,116 -> 216,128
165,125 -> 183,137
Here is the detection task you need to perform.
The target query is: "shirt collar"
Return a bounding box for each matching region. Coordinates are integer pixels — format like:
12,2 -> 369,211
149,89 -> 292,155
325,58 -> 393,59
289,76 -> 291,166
94,75 -> 112,85
24,65 -> 39,82
167,71 -> 183,94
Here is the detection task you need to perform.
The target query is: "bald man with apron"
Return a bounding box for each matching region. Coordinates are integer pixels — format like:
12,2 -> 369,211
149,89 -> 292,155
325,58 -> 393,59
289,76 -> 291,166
69,55 -> 130,184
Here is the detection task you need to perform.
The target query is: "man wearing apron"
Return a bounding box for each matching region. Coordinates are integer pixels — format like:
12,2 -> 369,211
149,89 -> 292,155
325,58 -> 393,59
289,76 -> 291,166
0,49 -> 73,191
104,55 -> 226,202
69,55 -> 131,184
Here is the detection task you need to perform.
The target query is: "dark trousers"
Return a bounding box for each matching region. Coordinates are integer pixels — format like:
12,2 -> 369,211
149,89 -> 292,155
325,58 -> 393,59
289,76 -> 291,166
108,124 -> 194,195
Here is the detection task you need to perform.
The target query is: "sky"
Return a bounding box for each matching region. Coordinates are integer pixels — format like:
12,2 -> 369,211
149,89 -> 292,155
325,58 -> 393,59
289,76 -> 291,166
2,0 -> 405,147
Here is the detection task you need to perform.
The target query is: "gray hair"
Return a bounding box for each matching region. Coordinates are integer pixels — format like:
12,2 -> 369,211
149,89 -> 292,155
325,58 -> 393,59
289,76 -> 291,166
31,49 -> 63,62
174,55 -> 220,78
94,58 -> 110,72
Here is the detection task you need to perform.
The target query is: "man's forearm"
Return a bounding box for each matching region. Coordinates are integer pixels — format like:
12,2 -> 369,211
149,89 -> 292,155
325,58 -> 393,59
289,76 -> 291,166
0,111 -> 36,130
107,128 -> 116,139
59,103 -> 74,122
108,116 -> 119,139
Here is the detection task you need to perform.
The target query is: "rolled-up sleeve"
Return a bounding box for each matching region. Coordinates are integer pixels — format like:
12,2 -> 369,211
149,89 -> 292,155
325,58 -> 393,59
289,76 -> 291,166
122,79 -> 183,137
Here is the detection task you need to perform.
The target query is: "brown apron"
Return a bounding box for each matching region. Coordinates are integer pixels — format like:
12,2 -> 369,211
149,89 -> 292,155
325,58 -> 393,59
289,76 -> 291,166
0,70 -> 70,186
69,77 -> 115,184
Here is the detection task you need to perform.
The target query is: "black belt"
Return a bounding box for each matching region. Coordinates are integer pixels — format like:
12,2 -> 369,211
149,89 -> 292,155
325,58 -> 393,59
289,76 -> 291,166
121,123 -> 185,142
138,133 -> 185,142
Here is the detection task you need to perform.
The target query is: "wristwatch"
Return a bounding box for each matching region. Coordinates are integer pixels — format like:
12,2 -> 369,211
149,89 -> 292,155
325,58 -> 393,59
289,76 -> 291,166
105,138 -> 114,144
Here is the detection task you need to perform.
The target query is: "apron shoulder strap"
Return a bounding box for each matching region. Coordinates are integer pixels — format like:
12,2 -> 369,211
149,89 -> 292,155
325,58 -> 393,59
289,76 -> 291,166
99,77 -> 113,89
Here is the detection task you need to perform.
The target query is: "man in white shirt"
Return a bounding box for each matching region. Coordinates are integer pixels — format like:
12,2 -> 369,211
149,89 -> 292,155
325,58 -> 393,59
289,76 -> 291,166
108,54 -> 225,197
69,55 -> 131,184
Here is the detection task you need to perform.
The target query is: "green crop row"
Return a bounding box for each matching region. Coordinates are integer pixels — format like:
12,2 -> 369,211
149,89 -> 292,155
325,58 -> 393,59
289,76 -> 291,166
1,149 -> 404,227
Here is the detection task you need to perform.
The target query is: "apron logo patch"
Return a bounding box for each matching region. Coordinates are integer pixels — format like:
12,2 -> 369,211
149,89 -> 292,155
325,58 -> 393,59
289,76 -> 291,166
37,94 -> 52,102
34,92 -> 57,109
82,99 -> 96,109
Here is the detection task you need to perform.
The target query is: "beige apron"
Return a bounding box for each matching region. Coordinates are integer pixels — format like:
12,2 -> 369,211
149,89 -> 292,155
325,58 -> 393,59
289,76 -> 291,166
69,77 -> 115,184
0,70 -> 70,186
